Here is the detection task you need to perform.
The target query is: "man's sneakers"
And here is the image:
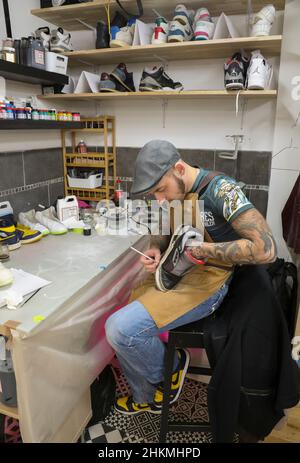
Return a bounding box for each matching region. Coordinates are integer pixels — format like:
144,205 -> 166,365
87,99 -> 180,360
168,4 -> 194,43
224,52 -> 250,90
50,27 -> 73,53
15,224 -> 43,245
115,348 -> 190,415
250,4 -> 276,37
115,396 -> 162,415
151,17 -> 169,45
0,263 -> 13,288
0,217 -> 20,251
110,18 -> 136,48
35,207 -> 68,235
155,225 -> 204,292
18,210 -> 50,236
139,66 -> 183,92
193,7 -> 215,41
246,49 -> 273,90
110,63 -> 136,92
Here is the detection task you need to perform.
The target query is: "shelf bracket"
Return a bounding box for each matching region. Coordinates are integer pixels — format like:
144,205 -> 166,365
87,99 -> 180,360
162,98 -> 168,129
74,18 -> 96,32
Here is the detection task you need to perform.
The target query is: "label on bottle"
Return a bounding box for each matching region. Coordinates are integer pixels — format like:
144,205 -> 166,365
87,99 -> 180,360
34,49 -> 45,66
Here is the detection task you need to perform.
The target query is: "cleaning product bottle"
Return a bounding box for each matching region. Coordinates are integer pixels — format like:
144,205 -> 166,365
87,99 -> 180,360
114,178 -> 125,207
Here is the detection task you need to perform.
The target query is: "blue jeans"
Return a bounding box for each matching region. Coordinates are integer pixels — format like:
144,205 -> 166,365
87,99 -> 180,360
105,278 -> 231,403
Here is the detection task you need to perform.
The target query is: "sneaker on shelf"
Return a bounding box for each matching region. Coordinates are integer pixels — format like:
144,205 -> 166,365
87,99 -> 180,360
168,4 -> 194,42
194,20 -> 215,41
0,202 -> 21,251
193,7 -> 212,27
34,26 -> 51,50
224,52 -> 249,90
110,10 -> 128,29
99,72 -> 125,92
153,348 -> 190,407
247,50 -> 273,90
110,63 -> 135,92
50,27 -> 73,53
96,20 -> 110,49
35,207 -> 68,235
18,210 -> 50,236
115,396 -> 162,415
250,4 -> 276,37
151,17 -> 169,45
0,263 -> 13,288
139,66 -> 183,92
15,224 -> 43,245
110,19 -> 136,48
155,224 -> 204,292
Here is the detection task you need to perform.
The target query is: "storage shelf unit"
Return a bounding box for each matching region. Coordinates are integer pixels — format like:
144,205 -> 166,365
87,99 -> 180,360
0,403 -> 19,420
65,35 -> 282,66
31,0 -> 286,30
40,90 -> 277,102
0,59 -> 68,86
61,116 -> 116,202
0,120 -> 84,130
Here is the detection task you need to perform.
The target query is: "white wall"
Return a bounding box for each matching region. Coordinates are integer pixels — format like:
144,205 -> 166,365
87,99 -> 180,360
0,1 -> 283,152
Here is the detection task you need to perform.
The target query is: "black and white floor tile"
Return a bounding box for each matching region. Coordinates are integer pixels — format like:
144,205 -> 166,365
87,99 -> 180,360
84,358 -> 213,444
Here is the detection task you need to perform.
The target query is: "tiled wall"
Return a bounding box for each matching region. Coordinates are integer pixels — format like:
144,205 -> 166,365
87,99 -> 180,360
0,147 -> 271,217
0,148 -> 64,216
117,148 -> 271,217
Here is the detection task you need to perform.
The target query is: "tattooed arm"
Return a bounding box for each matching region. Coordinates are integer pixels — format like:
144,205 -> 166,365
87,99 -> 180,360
189,208 -> 277,265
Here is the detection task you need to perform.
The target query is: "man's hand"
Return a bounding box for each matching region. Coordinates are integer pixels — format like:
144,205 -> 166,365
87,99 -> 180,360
141,247 -> 161,273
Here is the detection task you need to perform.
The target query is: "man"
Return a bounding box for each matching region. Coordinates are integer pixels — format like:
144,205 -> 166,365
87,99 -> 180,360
105,140 -> 277,416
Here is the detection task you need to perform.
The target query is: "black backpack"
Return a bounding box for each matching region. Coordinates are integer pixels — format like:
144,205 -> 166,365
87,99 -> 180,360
87,364 -> 116,427
265,258 -> 298,339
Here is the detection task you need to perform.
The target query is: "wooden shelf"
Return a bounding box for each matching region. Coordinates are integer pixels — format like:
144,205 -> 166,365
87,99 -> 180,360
39,90 -> 277,102
0,403 -> 19,420
0,120 -> 84,130
66,36 -> 282,66
31,0 -> 286,31
0,59 -> 68,86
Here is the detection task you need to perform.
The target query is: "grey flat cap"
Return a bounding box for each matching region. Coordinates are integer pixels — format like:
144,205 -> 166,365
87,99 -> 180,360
131,140 -> 180,196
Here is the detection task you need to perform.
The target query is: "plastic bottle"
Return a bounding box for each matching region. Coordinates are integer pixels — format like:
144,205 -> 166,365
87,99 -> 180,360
114,178 -> 125,207
76,140 -> 87,154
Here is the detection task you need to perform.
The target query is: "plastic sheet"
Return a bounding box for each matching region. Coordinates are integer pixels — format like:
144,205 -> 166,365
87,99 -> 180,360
11,238 -> 149,443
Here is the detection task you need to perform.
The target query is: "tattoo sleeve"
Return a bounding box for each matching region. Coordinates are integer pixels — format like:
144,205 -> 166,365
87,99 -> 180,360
190,208 -> 277,265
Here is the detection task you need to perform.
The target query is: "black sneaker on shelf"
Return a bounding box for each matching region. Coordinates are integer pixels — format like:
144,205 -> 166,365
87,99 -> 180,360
99,72 -> 127,92
139,66 -> 183,91
224,52 -> 249,90
110,63 -> 136,92
110,10 -> 128,29
155,224 -> 204,292
96,20 -> 110,49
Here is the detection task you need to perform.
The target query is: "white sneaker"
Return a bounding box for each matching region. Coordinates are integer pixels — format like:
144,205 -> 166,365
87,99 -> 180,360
34,26 -> 51,51
247,50 -> 273,90
194,20 -> 215,41
151,17 -> 169,45
250,4 -> 276,37
110,26 -> 133,48
168,4 -> 194,42
50,27 -> 73,53
18,210 -> 50,236
35,207 -> 68,235
0,263 -> 13,288
193,7 -> 212,28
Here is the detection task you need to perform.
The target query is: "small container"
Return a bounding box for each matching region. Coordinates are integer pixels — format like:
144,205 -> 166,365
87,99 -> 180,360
83,225 -> 92,236
3,46 -> 16,63
76,140 -> 87,154
25,107 -> 32,120
72,112 -> 81,122
32,109 -> 39,120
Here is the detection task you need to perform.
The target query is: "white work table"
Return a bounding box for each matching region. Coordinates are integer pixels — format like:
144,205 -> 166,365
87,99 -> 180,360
0,231 -> 149,443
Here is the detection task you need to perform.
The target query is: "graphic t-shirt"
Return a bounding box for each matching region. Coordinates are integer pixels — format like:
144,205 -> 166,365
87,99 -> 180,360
191,169 -> 254,243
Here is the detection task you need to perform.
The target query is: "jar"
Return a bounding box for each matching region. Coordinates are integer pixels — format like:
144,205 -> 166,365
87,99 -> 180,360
16,108 -> 26,120
57,111 -> 64,121
3,46 -> 16,63
2,38 -> 14,49
25,107 -> 32,119
72,112 -> 81,122
32,109 -> 39,120
67,111 -> 72,121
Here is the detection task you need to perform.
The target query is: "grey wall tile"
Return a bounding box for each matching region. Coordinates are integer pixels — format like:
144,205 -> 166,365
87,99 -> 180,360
49,182 -> 65,205
24,148 -> 64,184
249,190 -> 269,217
179,149 -> 215,170
0,152 -> 24,191
215,152 -> 237,178
237,151 -> 271,185
116,147 -> 139,177
2,186 -> 49,216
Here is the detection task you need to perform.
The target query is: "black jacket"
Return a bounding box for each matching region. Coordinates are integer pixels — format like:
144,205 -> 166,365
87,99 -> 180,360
204,264 -> 300,442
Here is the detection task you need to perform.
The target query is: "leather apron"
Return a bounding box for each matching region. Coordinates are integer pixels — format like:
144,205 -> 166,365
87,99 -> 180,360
128,180 -> 234,329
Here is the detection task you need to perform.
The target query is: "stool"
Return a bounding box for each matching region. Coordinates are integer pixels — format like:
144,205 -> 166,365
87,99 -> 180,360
159,316 -> 224,443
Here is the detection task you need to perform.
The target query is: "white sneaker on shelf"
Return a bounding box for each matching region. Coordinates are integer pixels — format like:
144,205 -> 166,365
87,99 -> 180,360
250,4 -> 276,37
194,20 -> 215,41
0,263 -> 13,288
110,25 -> 134,48
35,207 -> 68,235
50,27 -> 73,53
34,26 -> 51,50
151,17 -> 169,44
18,210 -> 50,236
168,4 -> 194,42
247,50 -> 273,90
193,7 -> 212,28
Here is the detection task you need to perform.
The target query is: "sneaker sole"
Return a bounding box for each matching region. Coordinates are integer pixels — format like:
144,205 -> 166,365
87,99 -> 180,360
110,40 -> 132,48
20,236 -> 43,244
0,277 -> 13,287
225,82 -> 244,90
155,224 -> 186,292
7,242 -> 21,251
114,405 -> 161,415
139,86 -> 183,92
99,88 -> 120,93
50,230 -> 68,235
169,348 -> 191,404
